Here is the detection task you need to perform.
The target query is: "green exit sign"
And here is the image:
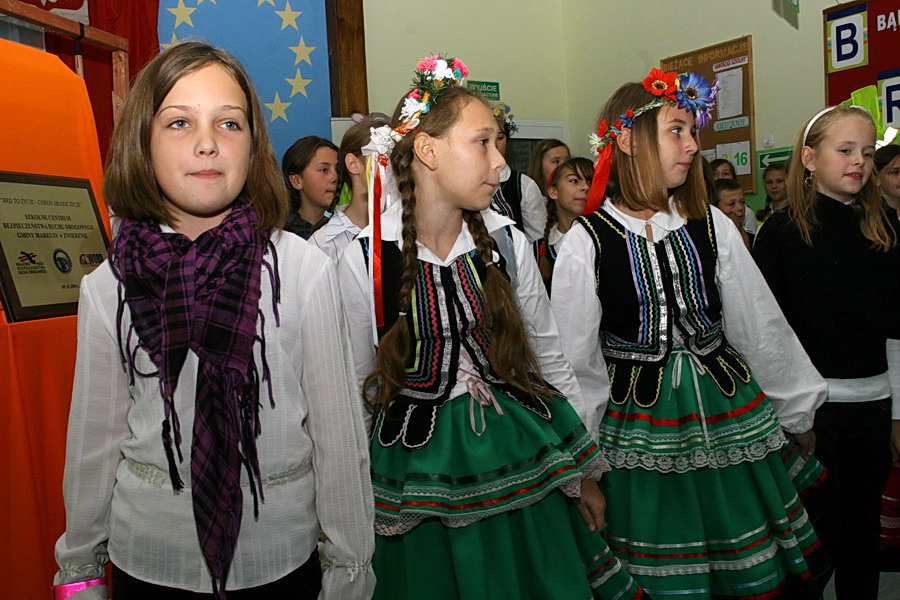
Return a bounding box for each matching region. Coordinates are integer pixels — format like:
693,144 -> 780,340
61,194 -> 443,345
468,80 -> 500,100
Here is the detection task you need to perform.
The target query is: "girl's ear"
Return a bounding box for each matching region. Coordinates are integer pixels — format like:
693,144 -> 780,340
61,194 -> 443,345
547,184 -> 559,200
345,153 -> 363,176
800,146 -> 817,173
413,132 -> 439,171
615,129 -> 633,156
288,173 -> 304,191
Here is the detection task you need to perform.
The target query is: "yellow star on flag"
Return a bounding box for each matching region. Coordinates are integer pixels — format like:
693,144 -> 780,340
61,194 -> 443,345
289,37 -> 316,66
275,1 -> 302,30
197,0 -> 216,4
258,0 -> 274,5
265,92 -> 291,122
285,68 -> 312,98
167,0 -> 196,28
160,32 -> 180,50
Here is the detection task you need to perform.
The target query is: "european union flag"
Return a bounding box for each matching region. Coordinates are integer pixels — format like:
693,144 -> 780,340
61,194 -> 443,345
158,0 -> 332,161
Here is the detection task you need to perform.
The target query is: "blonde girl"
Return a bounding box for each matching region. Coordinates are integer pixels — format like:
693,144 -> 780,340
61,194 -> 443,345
52,42 -> 373,600
754,105 -> 900,599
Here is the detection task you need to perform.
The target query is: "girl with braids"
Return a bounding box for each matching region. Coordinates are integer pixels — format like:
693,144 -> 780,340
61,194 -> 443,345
534,157 -> 592,293
552,69 -> 830,599
754,106 -> 900,599
53,43 -> 374,599
310,116 -> 389,261
338,55 -> 649,600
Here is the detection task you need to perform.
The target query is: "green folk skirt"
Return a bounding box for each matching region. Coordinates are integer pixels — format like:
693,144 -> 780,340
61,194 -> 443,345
599,352 -> 825,599
371,387 -> 648,600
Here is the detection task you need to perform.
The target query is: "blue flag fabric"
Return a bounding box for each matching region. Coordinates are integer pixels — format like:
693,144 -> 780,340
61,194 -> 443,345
158,0 -> 332,161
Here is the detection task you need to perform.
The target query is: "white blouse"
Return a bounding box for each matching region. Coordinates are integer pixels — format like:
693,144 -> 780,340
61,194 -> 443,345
337,203 -> 586,433
54,229 -> 375,599
551,200 -> 827,435
310,205 -> 362,263
498,166 -> 547,243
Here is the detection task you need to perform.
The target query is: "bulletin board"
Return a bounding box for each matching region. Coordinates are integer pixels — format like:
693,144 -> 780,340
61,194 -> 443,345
661,35 -> 757,193
824,0 -> 900,129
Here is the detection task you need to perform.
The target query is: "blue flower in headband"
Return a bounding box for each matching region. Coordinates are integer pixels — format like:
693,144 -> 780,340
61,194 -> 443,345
676,72 -> 717,128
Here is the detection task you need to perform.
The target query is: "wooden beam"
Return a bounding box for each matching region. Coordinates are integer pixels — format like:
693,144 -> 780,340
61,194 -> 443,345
0,0 -> 127,52
325,0 -> 368,117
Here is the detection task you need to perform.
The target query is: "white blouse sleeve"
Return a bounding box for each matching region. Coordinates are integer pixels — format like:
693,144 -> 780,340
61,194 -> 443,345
337,239 -> 378,432
298,258 -> 375,600
549,224 -> 609,439
886,338 -> 900,419
53,267 -> 128,598
507,226 -> 583,406
713,207 -> 827,433
519,173 -> 548,243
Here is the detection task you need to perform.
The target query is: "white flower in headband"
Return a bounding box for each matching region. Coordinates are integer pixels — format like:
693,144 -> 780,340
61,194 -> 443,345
400,96 -> 428,123
365,125 -> 402,157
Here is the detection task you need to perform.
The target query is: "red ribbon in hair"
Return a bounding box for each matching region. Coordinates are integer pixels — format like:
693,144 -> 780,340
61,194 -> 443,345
372,156 -> 386,327
584,143 -> 612,215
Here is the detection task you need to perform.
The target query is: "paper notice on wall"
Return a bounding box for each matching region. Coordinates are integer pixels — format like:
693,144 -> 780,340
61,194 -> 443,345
716,141 -> 751,175
716,68 -> 743,119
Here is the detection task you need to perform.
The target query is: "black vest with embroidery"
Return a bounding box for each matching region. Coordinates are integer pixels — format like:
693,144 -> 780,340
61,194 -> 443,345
577,207 -> 750,408
360,228 -> 551,449
490,171 -> 525,232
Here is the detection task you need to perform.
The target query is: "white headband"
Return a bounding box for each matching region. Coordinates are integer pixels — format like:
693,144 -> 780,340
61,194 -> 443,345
801,105 -> 868,147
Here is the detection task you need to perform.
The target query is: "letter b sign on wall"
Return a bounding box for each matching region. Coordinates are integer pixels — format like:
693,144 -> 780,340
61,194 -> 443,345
828,6 -> 869,72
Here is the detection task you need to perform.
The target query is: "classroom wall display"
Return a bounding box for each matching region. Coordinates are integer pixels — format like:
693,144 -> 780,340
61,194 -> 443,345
824,0 -> 900,129
661,36 -> 757,193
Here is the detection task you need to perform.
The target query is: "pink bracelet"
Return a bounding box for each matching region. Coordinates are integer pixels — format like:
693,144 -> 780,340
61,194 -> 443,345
52,578 -> 106,600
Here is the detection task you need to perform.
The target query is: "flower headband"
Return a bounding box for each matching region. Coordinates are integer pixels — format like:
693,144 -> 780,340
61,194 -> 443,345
490,101 -> 518,136
363,54 -> 469,333
584,68 -> 720,214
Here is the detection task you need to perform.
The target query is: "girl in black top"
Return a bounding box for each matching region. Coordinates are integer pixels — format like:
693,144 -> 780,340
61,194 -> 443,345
754,105 -> 900,600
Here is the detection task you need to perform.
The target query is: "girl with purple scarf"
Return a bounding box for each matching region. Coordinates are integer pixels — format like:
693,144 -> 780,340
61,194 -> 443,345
53,42 -> 374,600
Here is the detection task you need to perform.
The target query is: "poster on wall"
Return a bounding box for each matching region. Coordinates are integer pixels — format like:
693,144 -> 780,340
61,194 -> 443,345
0,172 -> 109,322
661,36 -> 757,193
824,0 -> 900,130
17,0 -> 89,25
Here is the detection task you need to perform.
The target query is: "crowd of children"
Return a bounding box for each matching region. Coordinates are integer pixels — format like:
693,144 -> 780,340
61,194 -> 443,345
51,42 -> 899,600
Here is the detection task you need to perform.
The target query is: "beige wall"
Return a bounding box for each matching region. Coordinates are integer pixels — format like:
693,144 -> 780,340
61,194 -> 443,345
363,1 -> 568,125
364,1 -> 833,167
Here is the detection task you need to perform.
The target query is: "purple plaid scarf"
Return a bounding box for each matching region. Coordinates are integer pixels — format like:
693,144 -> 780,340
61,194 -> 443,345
109,202 -> 279,598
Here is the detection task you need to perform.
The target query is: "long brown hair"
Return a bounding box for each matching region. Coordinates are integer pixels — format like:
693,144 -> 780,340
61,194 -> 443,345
787,106 -> 892,250
365,86 -> 551,413
526,139 -> 569,196
104,41 -> 287,230
599,82 -> 708,219
538,158 -> 592,282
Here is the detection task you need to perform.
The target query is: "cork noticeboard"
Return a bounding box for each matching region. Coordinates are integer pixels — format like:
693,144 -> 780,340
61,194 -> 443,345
661,35 -> 757,193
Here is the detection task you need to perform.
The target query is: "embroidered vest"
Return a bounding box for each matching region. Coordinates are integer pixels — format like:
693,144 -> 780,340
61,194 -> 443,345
578,207 -> 750,408
490,171 -> 525,232
360,226 -> 550,449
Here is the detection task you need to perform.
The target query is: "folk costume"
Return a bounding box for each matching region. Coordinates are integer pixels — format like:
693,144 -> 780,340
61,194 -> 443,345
338,54 -> 650,600
552,69 -> 829,599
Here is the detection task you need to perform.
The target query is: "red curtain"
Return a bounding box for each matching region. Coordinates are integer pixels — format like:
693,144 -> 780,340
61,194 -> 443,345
44,1 -> 160,161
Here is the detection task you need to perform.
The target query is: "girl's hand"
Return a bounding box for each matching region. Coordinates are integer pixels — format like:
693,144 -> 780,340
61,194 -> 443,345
891,420 -> 900,463
576,478 -> 607,532
791,429 -> 816,459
